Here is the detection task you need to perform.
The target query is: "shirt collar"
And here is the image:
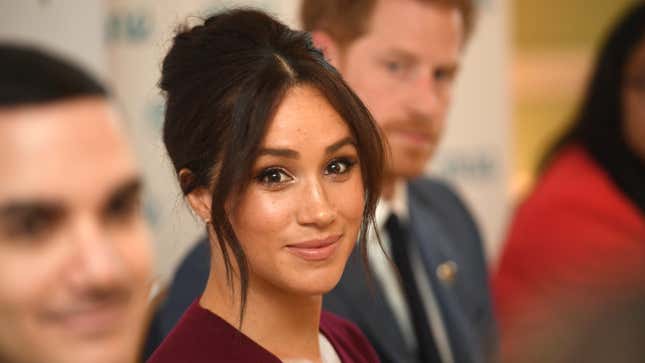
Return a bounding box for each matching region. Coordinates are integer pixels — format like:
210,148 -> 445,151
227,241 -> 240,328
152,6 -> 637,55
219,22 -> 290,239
375,180 -> 409,231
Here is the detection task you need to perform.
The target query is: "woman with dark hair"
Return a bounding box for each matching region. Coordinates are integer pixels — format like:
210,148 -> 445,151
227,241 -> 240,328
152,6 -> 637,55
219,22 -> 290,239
494,1 -> 645,356
147,8 -> 384,363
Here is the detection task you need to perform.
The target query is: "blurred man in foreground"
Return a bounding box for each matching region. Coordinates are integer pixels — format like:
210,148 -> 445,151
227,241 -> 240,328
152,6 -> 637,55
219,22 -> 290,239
0,45 -> 153,363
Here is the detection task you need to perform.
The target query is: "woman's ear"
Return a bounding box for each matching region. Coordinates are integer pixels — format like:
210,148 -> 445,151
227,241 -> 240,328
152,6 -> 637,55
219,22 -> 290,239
311,30 -> 342,69
180,168 -> 212,223
186,187 -> 213,223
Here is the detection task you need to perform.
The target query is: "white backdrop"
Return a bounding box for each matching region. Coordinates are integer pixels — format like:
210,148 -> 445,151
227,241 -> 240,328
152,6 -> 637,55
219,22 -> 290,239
0,0 -> 510,282
430,0 -> 511,261
0,1 -> 105,78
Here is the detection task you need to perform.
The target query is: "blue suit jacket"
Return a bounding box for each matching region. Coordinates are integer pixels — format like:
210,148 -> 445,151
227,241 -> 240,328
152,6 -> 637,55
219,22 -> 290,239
323,178 -> 496,363
144,178 -> 496,363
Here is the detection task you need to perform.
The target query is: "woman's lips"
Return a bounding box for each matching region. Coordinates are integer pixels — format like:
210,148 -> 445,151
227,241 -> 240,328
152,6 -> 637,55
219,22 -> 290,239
286,234 -> 342,261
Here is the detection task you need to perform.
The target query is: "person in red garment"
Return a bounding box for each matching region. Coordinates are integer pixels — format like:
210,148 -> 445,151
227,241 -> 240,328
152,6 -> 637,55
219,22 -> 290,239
494,2 -> 645,358
147,9 -> 384,363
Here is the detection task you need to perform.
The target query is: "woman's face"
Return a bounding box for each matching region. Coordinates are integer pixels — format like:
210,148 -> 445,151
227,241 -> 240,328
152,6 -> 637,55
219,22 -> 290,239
228,85 -> 365,296
623,38 -> 645,160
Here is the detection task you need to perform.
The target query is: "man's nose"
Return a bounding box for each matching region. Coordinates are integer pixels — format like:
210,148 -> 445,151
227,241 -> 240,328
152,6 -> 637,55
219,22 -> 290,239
66,218 -> 128,292
405,71 -> 441,119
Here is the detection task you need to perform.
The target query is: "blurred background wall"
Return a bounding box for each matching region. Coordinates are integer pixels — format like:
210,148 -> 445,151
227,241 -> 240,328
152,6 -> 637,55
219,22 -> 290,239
1,0 -> 637,283
512,0 -> 637,198
429,0 -> 510,262
0,1 -> 105,77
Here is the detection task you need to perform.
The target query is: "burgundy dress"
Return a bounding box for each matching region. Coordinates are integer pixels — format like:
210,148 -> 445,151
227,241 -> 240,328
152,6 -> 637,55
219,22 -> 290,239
147,299 -> 381,363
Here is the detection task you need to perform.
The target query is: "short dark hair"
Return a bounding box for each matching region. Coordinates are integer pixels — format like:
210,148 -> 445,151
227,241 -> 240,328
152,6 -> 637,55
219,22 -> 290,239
0,44 -> 107,107
160,8 -> 385,323
300,0 -> 476,48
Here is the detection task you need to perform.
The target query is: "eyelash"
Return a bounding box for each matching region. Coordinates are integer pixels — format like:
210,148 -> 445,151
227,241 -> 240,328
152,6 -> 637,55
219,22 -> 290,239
254,157 -> 358,188
255,167 -> 293,186
324,157 -> 357,176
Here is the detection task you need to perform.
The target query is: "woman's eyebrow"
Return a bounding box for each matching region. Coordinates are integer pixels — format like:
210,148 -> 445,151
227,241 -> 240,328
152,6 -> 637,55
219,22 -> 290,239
326,136 -> 356,154
257,136 -> 356,159
257,148 -> 299,159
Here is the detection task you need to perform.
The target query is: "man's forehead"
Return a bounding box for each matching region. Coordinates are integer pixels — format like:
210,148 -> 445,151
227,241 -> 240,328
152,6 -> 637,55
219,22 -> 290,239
363,0 -> 464,51
0,97 -> 120,134
0,98 -> 137,205
0,98 -> 127,156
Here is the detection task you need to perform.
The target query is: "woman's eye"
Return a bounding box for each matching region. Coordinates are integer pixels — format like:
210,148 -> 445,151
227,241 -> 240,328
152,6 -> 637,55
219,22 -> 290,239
324,158 -> 357,176
256,168 -> 293,186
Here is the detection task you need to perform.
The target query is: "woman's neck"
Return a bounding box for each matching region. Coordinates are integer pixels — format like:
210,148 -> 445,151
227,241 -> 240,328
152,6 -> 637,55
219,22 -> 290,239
200,269 -> 324,363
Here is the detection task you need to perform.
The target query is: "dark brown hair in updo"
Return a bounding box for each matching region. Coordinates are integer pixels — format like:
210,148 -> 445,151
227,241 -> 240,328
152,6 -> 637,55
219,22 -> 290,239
160,8 -> 385,322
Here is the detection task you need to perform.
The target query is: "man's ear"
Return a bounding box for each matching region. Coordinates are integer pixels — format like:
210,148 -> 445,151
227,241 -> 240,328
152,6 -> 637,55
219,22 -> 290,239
311,31 -> 342,69
180,169 -> 212,222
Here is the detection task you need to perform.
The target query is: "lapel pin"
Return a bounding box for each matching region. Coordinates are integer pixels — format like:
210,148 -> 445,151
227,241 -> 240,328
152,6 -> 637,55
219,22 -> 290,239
436,260 -> 458,285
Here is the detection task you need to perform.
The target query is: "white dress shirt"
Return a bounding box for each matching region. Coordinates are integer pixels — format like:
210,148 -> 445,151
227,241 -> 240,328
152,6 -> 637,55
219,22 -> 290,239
368,181 -> 454,363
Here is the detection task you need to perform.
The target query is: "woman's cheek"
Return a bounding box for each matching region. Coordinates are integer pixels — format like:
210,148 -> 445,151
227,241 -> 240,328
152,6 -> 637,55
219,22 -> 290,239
231,189 -> 293,243
335,176 -> 365,224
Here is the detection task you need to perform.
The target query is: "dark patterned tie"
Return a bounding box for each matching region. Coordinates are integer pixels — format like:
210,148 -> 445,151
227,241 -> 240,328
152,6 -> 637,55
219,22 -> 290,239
386,213 -> 442,363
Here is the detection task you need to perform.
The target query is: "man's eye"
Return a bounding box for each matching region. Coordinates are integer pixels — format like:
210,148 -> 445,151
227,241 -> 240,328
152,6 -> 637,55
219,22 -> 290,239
16,216 -> 50,237
324,158 -> 357,176
384,60 -> 406,74
256,168 -> 293,186
5,212 -> 57,240
435,68 -> 455,83
105,194 -> 141,222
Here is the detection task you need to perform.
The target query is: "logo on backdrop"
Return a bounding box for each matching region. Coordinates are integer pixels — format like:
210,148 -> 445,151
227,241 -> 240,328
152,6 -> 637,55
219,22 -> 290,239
106,8 -> 153,43
433,148 -> 498,182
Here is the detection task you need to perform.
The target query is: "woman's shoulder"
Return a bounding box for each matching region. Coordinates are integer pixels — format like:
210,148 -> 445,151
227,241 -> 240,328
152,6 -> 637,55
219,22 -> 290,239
521,144 -> 641,221
539,144 -> 607,193
320,311 -> 381,363
147,300 -> 281,363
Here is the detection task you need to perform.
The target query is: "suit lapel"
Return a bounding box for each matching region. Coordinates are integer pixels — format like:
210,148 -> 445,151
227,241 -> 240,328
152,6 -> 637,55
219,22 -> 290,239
336,248 -> 415,363
407,184 -> 478,363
